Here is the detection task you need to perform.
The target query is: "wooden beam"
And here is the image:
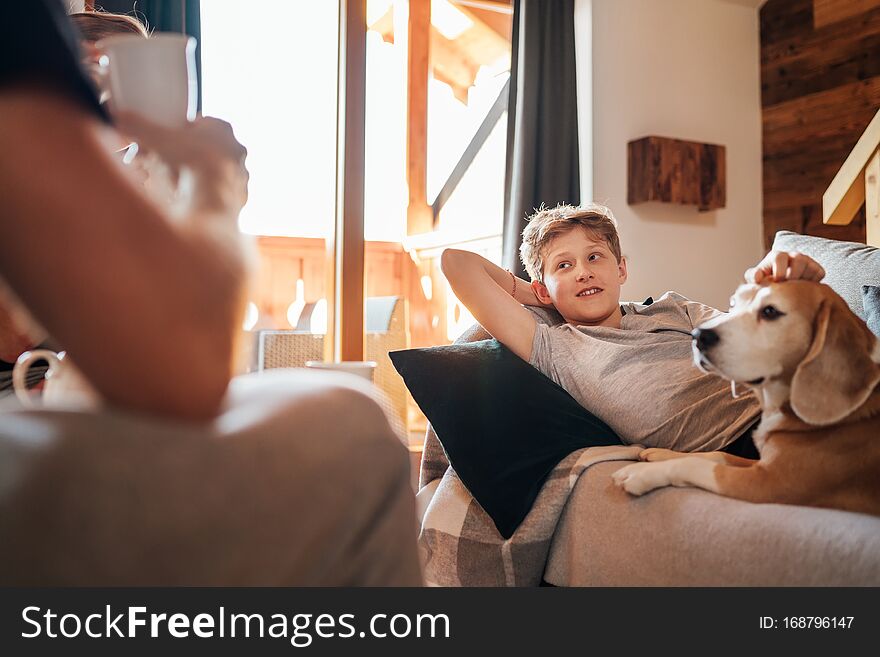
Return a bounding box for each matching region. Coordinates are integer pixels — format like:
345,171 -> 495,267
823,108 -> 880,225
451,0 -> 513,13
460,5 -> 514,41
866,149 -> 880,247
432,78 -> 509,218
335,0 -> 367,361
824,165 -> 867,226
407,0 -> 433,236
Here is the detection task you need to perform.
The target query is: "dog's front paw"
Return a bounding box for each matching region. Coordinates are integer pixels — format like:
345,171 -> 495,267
612,462 -> 672,496
639,447 -> 685,462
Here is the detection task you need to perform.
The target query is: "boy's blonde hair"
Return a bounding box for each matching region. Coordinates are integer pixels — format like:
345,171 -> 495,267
519,203 -> 622,282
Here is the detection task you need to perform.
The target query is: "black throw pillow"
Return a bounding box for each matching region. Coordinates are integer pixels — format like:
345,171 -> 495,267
862,285 -> 880,338
390,339 -> 621,538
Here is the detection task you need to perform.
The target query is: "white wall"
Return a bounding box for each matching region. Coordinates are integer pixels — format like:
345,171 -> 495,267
576,0 -> 764,310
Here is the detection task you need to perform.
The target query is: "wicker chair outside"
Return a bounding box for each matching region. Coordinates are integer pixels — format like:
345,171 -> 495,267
256,296 -> 409,434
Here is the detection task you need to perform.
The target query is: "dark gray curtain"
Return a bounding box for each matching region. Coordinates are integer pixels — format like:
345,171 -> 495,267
94,1 -> 202,110
503,0 -> 581,278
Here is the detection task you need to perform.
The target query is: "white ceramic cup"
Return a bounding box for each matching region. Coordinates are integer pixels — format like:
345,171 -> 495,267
98,33 -> 197,128
13,350 -> 100,410
305,361 -> 377,382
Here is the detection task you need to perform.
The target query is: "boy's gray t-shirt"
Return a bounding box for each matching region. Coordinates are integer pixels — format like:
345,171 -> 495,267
529,291 -> 760,452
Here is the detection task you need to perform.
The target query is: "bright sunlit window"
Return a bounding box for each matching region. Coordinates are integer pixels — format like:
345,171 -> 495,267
203,0 -> 509,243
365,0 -> 510,242
200,0 -> 340,238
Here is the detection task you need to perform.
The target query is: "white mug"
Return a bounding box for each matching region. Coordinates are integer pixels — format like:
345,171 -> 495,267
98,33 -> 198,214
305,361 -> 377,382
13,350 -> 100,410
98,33 -> 198,128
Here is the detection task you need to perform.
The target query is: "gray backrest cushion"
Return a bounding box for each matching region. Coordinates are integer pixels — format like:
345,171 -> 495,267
771,230 -> 880,320
862,285 -> 880,337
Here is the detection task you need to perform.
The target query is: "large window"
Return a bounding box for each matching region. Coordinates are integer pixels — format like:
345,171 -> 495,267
200,0 -> 512,436
201,0 -> 339,352
363,0 -> 512,433
201,0 -> 340,239
363,0 -> 511,244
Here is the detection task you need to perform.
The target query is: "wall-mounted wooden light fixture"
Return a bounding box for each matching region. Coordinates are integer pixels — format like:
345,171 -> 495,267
627,136 -> 726,212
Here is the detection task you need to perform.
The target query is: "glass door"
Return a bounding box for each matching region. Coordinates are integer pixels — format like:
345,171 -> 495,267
201,0 -> 341,371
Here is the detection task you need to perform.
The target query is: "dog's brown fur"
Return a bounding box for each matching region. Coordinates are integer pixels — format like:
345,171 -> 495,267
613,281 -> 880,517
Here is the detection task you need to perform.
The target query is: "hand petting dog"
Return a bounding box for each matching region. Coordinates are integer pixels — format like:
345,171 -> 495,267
744,250 -> 825,284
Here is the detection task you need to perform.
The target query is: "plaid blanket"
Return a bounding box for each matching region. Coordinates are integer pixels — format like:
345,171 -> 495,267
417,425 -> 642,586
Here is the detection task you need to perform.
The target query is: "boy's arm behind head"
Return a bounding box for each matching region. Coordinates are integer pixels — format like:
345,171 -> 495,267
440,248 -> 538,363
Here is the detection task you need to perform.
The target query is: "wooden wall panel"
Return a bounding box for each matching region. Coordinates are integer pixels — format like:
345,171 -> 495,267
814,0 -> 880,28
761,0 -> 880,247
763,7 -> 880,106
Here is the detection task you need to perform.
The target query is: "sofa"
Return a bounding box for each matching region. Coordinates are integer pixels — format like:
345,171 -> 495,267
415,231 -> 880,586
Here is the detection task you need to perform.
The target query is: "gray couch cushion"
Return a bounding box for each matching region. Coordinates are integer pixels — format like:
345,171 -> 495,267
545,461 -> 880,586
772,230 -> 880,320
863,285 -> 880,337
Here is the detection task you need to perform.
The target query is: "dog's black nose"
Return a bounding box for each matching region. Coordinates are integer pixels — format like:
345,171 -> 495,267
692,328 -> 719,350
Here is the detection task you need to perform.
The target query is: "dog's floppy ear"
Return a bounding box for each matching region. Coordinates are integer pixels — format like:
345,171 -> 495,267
790,300 -> 880,425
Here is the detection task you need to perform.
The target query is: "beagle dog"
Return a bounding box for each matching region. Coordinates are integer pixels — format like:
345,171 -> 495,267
612,281 -> 880,517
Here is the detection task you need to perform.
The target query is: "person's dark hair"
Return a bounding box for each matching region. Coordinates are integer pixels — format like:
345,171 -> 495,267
69,11 -> 150,42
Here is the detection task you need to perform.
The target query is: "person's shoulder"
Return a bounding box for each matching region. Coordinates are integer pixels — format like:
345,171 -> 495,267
655,291 -> 716,311
659,291 -> 693,304
525,305 -> 564,327
624,292 -> 710,328
630,291 -> 690,313
533,321 -> 584,346
535,321 -> 575,336
661,291 -> 727,326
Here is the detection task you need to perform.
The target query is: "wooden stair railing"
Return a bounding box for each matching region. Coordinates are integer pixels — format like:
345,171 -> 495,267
823,108 -> 880,247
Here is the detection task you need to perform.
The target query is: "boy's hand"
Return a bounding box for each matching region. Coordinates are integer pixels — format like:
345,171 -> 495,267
744,250 -> 825,284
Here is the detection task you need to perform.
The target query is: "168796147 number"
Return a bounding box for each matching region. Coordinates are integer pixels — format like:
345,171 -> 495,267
783,617 -> 854,629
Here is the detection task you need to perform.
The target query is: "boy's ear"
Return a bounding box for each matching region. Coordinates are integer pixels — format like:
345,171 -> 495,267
531,280 -> 552,304
617,256 -> 628,284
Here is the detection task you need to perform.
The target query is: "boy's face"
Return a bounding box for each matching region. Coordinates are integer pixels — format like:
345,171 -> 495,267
531,227 -> 627,327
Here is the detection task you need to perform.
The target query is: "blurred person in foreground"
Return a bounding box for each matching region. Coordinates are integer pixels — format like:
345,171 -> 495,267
0,9 -> 149,391
0,1 -> 421,586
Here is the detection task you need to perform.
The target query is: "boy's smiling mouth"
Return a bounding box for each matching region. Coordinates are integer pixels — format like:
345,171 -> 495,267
576,287 -> 603,297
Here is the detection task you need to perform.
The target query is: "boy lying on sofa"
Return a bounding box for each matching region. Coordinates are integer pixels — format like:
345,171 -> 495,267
440,203 -> 825,456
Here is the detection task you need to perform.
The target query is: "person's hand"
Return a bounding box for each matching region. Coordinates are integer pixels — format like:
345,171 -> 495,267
744,250 -> 825,284
113,112 -> 249,218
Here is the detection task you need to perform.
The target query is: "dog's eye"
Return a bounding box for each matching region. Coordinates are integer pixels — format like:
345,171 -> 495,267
760,305 -> 783,321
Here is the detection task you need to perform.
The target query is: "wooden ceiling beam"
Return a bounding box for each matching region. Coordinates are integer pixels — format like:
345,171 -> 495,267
450,0 -> 513,14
